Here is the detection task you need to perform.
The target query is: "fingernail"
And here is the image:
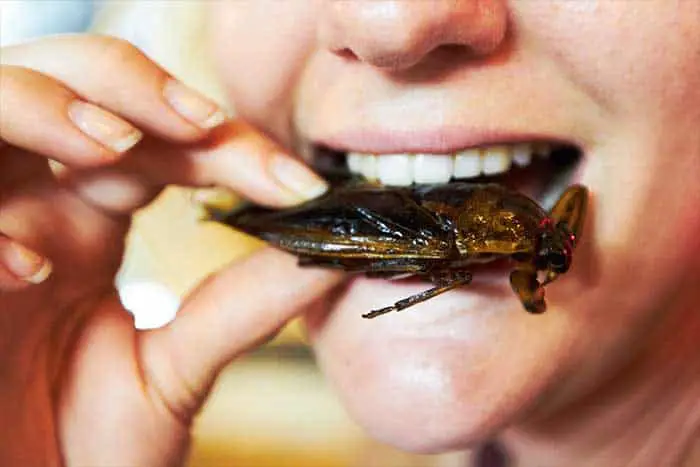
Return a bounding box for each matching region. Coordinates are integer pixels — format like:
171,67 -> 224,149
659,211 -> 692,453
68,101 -> 143,153
4,242 -> 52,284
163,79 -> 226,130
269,154 -> 329,202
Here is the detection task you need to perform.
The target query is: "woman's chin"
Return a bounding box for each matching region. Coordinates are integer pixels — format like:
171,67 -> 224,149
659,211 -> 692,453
305,276 -> 584,452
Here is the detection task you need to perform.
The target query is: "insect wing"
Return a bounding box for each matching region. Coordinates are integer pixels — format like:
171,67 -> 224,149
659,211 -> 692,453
221,187 -> 452,259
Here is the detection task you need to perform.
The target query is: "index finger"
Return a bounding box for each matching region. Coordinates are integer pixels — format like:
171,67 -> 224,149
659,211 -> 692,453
67,120 -> 330,212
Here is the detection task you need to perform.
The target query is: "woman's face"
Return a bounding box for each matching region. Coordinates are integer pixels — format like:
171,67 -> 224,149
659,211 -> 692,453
209,1 -> 700,452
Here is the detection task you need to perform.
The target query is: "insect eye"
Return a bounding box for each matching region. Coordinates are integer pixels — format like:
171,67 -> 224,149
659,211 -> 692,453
535,251 -> 549,270
548,252 -> 568,271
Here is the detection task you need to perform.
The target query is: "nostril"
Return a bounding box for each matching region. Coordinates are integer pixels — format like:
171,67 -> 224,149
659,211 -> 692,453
320,1 -> 509,72
333,48 -> 359,61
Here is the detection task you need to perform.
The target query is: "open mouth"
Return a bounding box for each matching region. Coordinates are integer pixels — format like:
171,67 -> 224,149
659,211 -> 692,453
309,141 -> 582,210
298,142 -> 586,316
222,137 -> 586,318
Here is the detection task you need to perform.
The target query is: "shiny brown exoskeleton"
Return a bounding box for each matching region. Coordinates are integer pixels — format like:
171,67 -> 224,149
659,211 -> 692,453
215,182 -> 588,318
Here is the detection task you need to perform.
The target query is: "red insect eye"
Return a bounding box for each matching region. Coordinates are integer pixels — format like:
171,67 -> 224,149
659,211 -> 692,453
539,218 -> 553,229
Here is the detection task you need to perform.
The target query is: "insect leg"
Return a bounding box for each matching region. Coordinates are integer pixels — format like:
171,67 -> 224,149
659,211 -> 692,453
298,257 -> 428,282
364,271 -> 415,279
361,259 -> 428,273
362,272 -> 473,319
298,256 -> 375,269
549,184 -> 589,244
430,269 -> 473,287
509,267 -> 546,314
298,256 -> 346,269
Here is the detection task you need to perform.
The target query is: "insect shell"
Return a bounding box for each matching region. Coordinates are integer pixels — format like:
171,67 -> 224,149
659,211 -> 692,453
215,182 -> 588,318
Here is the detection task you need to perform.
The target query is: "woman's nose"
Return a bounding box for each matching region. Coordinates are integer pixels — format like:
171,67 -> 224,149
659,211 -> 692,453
319,0 -> 508,71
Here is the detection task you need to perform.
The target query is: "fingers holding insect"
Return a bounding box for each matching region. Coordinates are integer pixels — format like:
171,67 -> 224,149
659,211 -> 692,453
0,66 -> 143,167
186,121 -> 330,206
56,119 -> 329,217
127,120 -> 329,208
0,33 -> 326,213
138,248 -> 343,420
2,35 -> 226,142
0,234 -> 52,291
509,268 -> 546,314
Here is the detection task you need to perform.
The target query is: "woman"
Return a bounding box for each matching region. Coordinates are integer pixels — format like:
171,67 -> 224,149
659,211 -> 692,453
1,1 -> 698,465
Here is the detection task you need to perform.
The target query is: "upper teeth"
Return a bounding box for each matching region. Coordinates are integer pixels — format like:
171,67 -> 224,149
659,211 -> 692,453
347,142 -> 553,186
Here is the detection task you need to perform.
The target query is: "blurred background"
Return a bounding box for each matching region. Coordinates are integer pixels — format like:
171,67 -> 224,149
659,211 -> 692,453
0,2 -> 463,466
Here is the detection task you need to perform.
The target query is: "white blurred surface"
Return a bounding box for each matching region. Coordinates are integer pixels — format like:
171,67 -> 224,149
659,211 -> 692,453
118,280 -> 180,330
0,0 -> 93,46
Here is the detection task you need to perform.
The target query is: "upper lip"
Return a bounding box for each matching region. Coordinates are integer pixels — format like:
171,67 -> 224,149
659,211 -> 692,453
312,127 -> 579,155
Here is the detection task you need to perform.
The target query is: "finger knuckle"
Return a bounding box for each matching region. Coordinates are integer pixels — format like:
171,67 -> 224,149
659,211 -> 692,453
93,35 -> 147,71
85,35 -> 166,103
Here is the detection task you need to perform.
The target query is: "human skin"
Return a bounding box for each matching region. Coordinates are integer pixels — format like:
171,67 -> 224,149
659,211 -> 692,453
0,35 -> 341,466
2,2 -> 699,466
208,1 -> 700,465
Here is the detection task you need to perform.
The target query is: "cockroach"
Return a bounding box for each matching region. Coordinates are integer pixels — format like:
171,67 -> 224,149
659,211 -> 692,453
213,182 -> 588,318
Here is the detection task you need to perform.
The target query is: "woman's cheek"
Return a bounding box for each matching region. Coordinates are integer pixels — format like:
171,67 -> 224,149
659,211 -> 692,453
208,1 -> 317,142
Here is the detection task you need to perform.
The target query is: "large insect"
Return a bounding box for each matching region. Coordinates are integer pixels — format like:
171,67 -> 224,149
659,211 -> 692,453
215,182 -> 588,318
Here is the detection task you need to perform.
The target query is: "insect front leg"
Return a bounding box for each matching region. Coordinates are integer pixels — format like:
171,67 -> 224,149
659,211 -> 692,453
549,184 -> 589,243
362,271 -> 473,319
509,266 -> 546,314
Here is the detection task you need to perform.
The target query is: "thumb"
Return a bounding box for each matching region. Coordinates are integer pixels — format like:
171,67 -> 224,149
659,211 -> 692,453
138,247 -> 344,422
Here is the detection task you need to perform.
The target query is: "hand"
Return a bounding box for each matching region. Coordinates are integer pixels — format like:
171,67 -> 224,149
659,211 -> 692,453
0,35 -> 340,466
